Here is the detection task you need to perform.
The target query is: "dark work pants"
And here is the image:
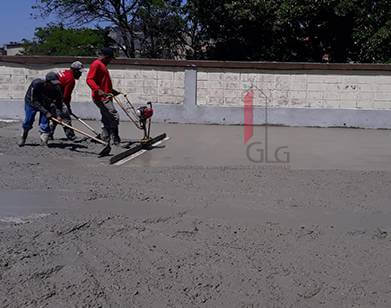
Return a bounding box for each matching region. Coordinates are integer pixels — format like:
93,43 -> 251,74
49,104 -> 75,139
22,101 -> 50,133
93,99 -> 119,131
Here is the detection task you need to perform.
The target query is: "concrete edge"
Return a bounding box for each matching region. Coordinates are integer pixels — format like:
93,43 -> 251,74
2,100 -> 391,129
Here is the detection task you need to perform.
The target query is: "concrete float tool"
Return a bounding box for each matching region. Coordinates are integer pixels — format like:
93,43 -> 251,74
109,93 -> 167,165
51,118 -> 111,157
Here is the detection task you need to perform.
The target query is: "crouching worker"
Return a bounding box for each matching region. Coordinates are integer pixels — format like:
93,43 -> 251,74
49,61 -> 84,141
18,72 -> 63,147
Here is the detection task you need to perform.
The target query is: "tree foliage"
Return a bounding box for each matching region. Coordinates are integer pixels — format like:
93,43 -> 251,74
33,0 -> 391,63
351,0 -> 391,63
33,0 -> 184,58
22,24 -> 112,56
184,0 -> 278,60
135,0 -> 184,58
184,0 -> 391,63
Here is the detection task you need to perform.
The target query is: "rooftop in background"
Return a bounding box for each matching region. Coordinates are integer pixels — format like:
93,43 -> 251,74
2,41 -> 25,56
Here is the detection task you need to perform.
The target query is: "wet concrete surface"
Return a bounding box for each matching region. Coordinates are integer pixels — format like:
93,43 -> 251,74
115,122 -> 391,171
1,120 -> 391,307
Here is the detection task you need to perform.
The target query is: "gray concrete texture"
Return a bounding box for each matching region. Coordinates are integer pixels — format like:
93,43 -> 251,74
1,120 -> 391,306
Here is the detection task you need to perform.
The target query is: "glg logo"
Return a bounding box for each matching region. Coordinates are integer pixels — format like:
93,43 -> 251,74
246,142 -> 290,164
243,84 -> 291,165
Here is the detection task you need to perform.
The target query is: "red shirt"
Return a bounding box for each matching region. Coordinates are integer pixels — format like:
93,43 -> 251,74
58,69 -> 75,105
86,59 -> 113,102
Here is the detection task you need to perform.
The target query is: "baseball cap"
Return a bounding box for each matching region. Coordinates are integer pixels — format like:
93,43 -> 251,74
70,61 -> 84,71
45,72 -> 60,85
101,47 -> 115,58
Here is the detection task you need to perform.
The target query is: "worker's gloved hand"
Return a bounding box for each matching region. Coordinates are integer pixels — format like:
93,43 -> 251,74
45,112 -> 53,119
112,89 -> 121,96
96,89 -> 107,97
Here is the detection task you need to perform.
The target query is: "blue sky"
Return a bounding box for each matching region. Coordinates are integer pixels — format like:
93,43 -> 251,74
0,0 -> 56,45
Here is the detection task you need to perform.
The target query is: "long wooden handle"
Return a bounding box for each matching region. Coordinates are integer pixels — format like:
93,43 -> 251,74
112,96 -> 134,122
71,113 -> 100,135
104,93 -> 138,124
112,96 -> 142,129
51,118 -> 106,145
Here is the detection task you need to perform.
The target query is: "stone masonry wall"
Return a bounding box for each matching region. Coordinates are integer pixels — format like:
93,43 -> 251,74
0,64 -> 185,105
2,57 -> 391,116
197,69 -> 391,110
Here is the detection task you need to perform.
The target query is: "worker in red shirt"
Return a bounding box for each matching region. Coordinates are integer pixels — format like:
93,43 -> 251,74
86,47 -> 121,145
49,61 -> 85,140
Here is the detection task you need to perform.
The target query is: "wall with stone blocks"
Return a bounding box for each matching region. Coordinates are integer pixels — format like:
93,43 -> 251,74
0,64 -> 185,105
197,69 -> 391,110
2,56 -> 391,128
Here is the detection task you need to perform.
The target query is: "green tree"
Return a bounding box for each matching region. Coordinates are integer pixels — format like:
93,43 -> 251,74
185,0 -> 278,61
274,0 -> 357,62
351,0 -> 391,63
274,0 -> 391,63
34,0 -> 141,57
22,24 -> 112,56
135,0 -> 185,58
181,0 -> 212,59
33,0 -> 391,62
34,0 -> 185,58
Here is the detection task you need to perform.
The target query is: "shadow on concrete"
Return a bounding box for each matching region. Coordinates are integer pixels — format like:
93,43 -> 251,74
22,143 -> 41,147
48,142 -> 99,155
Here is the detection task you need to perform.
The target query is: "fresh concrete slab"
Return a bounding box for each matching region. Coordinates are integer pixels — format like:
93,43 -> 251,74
1,121 -> 391,307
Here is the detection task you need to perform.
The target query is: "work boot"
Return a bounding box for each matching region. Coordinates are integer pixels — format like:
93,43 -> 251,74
112,127 -> 121,146
66,132 -> 76,141
17,129 -> 29,147
49,122 -> 56,140
101,127 -> 110,143
40,133 -> 49,146
64,126 -> 76,141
